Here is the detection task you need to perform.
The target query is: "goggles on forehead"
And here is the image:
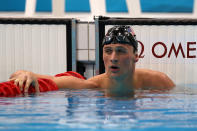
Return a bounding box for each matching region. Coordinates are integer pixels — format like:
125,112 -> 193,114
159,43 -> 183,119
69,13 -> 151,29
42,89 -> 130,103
102,26 -> 138,52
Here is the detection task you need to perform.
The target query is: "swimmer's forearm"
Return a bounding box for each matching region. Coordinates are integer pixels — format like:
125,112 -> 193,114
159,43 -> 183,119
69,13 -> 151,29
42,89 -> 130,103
33,73 -> 55,80
10,70 -> 97,89
53,76 -> 98,89
28,73 -> 96,89
29,73 -> 80,89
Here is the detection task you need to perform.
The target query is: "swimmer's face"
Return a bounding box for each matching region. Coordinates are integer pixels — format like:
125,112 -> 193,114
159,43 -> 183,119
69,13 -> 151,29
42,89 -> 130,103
103,44 -> 139,79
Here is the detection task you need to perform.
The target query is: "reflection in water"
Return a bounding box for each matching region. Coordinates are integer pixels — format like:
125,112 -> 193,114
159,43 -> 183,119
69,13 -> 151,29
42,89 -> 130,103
0,86 -> 197,130
62,89 -> 138,129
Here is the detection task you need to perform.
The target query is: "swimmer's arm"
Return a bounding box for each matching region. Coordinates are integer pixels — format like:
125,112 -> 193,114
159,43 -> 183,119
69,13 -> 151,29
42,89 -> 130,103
32,74 -> 98,89
10,70 -> 98,90
52,76 -> 98,89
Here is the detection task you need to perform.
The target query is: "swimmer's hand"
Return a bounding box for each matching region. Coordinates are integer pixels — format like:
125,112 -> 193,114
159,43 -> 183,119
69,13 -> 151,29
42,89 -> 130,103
9,70 -> 40,93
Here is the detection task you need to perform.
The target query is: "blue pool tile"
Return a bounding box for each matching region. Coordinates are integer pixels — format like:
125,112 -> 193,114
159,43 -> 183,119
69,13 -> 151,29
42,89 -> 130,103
36,0 -> 52,12
140,0 -> 194,13
0,0 -> 26,12
65,0 -> 90,12
106,0 -> 128,13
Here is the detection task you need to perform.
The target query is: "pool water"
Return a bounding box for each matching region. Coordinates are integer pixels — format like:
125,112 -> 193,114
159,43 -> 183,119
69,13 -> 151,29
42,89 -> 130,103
0,87 -> 197,131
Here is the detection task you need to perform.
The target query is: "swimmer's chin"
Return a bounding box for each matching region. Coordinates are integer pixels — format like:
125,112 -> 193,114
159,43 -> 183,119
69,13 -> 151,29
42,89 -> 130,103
107,72 -> 124,80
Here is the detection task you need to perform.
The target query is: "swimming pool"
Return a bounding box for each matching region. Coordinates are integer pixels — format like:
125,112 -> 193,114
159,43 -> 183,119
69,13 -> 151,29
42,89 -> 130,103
0,86 -> 197,131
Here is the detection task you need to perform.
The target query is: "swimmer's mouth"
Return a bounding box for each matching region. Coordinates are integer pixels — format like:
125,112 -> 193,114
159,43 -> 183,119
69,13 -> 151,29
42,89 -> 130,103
110,65 -> 120,71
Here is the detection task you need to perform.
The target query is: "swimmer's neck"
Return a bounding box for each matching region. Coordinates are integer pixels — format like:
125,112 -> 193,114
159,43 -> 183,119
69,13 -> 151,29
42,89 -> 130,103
108,70 -> 135,86
106,74 -> 135,97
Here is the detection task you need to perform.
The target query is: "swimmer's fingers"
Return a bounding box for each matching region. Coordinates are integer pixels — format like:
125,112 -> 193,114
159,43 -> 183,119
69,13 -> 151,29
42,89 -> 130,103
9,78 -> 16,81
9,78 -> 20,89
24,79 -> 40,93
8,78 -> 16,82
14,79 -> 19,87
9,77 -> 26,91
18,79 -> 25,91
19,76 -> 28,91
24,79 -> 32,93
34,81 -> 40,93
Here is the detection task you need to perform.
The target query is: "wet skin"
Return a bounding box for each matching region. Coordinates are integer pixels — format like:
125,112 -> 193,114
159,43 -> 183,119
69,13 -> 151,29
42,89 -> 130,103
103,43 -> 138,80
9,44 -> 175,98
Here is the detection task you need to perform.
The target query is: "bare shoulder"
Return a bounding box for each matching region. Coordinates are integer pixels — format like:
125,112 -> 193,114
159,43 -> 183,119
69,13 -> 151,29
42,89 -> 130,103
135,68 -> 175,89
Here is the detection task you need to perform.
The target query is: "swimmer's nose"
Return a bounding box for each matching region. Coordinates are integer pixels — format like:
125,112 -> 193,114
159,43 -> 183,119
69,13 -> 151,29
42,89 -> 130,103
111,59 -> 118,63
110,52 -> 118,63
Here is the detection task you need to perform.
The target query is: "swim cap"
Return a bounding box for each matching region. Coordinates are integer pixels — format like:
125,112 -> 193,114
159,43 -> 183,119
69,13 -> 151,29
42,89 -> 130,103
102,25 -> 138,52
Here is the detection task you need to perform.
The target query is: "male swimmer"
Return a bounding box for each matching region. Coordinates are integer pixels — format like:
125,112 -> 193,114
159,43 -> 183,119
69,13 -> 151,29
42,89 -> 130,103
9,25 -> 175,97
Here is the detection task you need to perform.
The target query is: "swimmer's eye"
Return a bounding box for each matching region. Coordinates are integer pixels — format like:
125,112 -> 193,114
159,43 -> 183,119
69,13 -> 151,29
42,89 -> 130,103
116,48 -> 127,54
104,48 -> 113,54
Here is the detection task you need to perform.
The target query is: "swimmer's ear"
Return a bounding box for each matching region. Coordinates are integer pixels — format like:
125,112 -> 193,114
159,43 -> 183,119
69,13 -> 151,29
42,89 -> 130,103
134,54 -> 139,63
